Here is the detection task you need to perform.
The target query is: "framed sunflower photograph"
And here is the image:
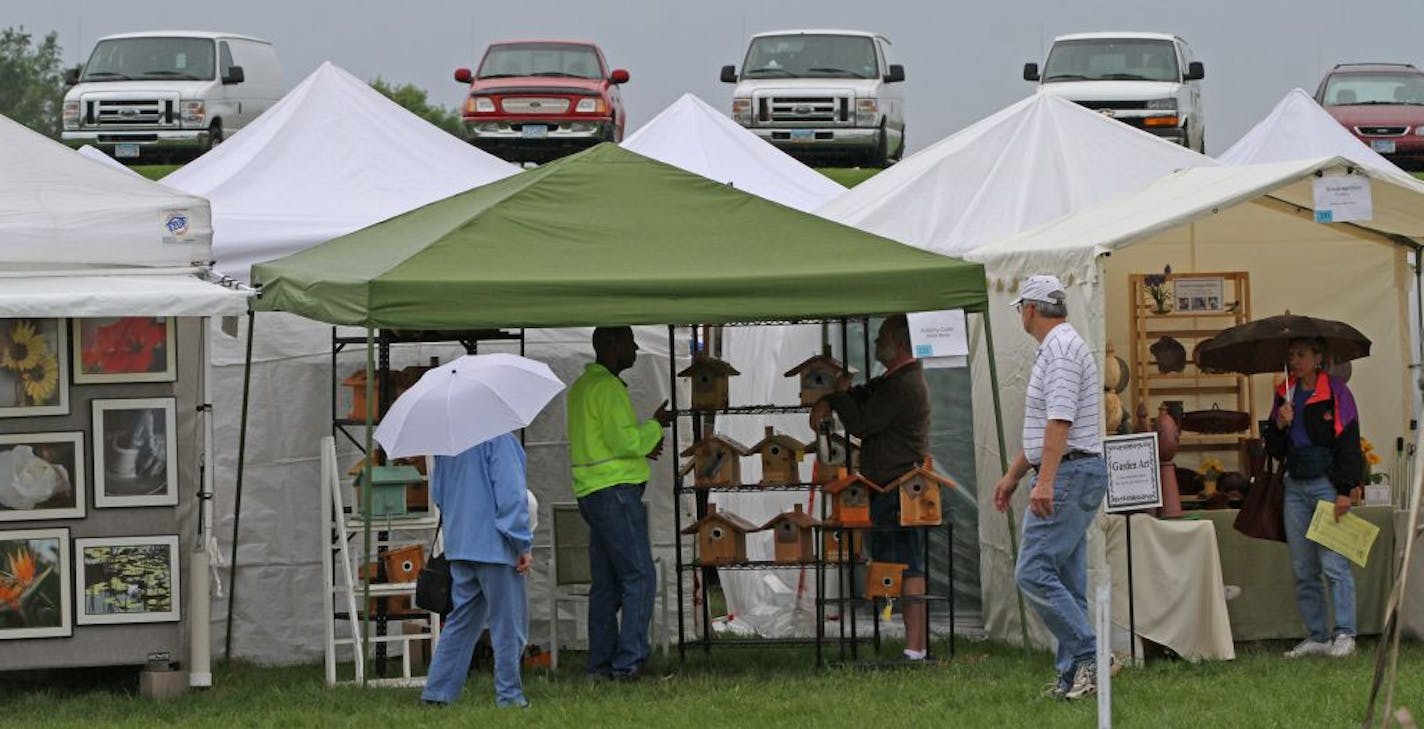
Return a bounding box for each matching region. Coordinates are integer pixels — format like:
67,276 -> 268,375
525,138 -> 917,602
0,527 -> 72,640
75,535 -> 180,625
0,318 -> 69,418
92,398 -> 178,508
72,317 -> 176,384
0,432 -> 85,522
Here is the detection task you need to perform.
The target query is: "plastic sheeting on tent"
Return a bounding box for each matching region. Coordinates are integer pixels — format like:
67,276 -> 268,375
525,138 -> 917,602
163,61 -> 519,282
621,93 -> 846,213
0,114 -> 212,267
966,157 -> 1424,647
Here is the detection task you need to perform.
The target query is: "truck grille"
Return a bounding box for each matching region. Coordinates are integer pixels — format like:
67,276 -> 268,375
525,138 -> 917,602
500,97 -> 571,114
1072,100 -> 1142,111
765,95 -> 849,124
92,98 -> 175,126
1355,125 -> 1407,137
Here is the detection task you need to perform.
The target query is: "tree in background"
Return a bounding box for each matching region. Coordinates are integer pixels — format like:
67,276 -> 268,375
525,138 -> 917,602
0,27 -> 65,138
369,78 -> 465,139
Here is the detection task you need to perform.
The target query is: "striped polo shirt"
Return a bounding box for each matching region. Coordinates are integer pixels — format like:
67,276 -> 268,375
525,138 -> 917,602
1023,322 -> 1101,466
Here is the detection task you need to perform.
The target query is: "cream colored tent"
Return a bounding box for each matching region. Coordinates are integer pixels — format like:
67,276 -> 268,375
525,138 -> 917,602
965,156 -> 1424,644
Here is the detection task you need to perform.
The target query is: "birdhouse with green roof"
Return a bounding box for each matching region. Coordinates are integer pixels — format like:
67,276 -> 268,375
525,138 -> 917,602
354,464 -> 424,518
678,355 -> 740,411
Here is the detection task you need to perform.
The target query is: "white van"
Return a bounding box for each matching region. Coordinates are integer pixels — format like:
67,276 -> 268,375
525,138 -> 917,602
1024,32 -> 1205,152
61,31 -> 282,161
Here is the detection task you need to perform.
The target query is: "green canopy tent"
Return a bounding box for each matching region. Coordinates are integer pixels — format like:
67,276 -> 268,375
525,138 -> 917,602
241,143 -> 1012,674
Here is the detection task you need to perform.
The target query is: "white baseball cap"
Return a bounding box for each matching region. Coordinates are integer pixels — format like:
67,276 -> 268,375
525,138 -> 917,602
1011,274 -> 1066,307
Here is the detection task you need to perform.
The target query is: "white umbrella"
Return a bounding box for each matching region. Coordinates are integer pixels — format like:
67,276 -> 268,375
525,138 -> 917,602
374,353 -> 564,458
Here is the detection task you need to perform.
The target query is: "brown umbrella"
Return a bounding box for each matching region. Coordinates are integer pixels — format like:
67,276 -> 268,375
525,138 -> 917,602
1196,314 -> 1371,375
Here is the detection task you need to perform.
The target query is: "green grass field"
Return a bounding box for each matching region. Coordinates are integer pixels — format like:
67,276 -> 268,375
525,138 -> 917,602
132,165 -> 180,181
817,167 -> 882,188
1,639 -> 1419,728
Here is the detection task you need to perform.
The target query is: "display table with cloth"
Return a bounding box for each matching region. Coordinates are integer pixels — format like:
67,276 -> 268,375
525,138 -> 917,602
1395,509 -> 1423,639
1102,514 -> 1236,660
1195,506 -> 1394,640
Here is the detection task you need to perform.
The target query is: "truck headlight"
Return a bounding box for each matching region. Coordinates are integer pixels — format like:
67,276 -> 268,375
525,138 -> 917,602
181,100 -> 206,126
575,97 -> 607,114
62,100 -> 80,129
1415,126 -> 1424,136
1145,98 -> 1177,111
731,97 -> 752,125
470,96 -> 496,113
856,98 -> 879,127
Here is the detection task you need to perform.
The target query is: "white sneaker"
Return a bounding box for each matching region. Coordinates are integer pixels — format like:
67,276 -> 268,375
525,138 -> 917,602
1329,634 -> 1356,657
1284,638 -> 1332,658
1064,661 -> 1098,700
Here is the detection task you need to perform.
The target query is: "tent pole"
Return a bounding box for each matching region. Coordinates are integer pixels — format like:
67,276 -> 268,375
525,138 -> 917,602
224,310 -> 255,662
360,327 -> 375,684
981,310 -> 1030,649
190,316 -> 214,688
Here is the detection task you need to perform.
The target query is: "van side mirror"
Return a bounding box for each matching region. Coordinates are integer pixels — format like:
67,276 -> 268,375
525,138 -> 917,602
454,68 -> 473,84
885,64 -> 905,83
1023,63 -> 1040,82
609,68 -> 630,84
64,66 -> 81,85
1185,61 -> 1205,81
222,66 -> 245,84
720,65 -> 737,83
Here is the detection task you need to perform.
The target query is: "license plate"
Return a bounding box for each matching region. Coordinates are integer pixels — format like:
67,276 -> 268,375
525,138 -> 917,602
789,129 -> 814,142
1370,139 -> 1396,154
114,143 -> 140,159
521,125 -> 548,139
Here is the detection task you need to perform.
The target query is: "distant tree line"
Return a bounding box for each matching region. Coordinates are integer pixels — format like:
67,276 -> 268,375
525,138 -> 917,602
368,77 -> 465,138
0,27 -> 65,138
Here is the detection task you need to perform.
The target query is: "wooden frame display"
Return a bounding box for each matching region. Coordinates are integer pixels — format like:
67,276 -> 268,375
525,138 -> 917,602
0,527 -> 72,639
72,317 -> 177,384
75,535 -> 181,625
0,432 -> 85,522
92,398 -> 178,508
0,318 -> 69,418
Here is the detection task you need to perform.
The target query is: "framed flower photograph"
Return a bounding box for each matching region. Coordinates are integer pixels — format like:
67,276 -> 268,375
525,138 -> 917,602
0,528 -> 71,639
72,317 -> 176,384
0,432 -> 84,522
75,535 -> 180,625
92,398 -> 178,508
0,318 -> 69,418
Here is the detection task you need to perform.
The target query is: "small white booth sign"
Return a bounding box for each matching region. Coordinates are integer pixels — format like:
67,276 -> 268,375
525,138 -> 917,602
1312,174 -> 1373,224
907,309 -> 968,369
1103,432 -> 1161,512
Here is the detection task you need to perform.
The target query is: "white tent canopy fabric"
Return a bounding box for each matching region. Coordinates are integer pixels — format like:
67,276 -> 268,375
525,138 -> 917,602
0,114 -> 213,267
163,61 -> 519,281
816,93 -> 1213,257
621,93 -> 845,213
77,144 -> 142,176
0,270 -> 248,318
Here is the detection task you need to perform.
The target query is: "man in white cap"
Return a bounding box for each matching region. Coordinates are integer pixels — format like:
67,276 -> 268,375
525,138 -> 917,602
992,274 -> 1112,700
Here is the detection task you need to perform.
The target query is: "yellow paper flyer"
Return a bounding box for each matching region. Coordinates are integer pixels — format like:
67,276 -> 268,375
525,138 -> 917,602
1306,501 -> 1380,568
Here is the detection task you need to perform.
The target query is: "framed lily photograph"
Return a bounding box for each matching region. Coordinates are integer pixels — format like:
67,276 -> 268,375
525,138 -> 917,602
92,398 -> 178,508
0,527 -> 71,639
72,317 -> 176,384
0,318 -> 69,418
0,432 -> 85,522
75,535 -> 180,625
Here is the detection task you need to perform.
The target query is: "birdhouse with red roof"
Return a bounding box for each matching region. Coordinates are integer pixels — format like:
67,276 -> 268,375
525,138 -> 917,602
680,504 -> 758,565
783,346 -> 854,405
677,355 -> 740,411
886,457 -> 958,527
749,426 -> 806,485
678,434 -> 748,487
760,504 -> 820,563
866,561 -> 908,600
822,469 -> 882,527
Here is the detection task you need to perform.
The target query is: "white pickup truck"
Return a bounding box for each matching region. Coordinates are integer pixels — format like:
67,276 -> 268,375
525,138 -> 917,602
1024,32 -> 1206,152
721,29 -> 906,167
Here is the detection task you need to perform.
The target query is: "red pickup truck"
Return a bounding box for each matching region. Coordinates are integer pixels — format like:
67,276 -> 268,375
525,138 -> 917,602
454,40 -> 629,163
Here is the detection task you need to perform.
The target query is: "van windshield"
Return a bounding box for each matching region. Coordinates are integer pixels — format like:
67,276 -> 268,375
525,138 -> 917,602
1042,39 -> 1180,83
82,37 -> 216,82
742,35 -> 878,79
478,43 -> 603,80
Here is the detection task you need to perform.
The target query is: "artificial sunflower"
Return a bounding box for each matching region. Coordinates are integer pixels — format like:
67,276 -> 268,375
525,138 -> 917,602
19,352 -> 59,405
1,320 -> 46,372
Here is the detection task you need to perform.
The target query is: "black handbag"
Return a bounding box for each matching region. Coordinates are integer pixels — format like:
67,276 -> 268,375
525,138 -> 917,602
1234,455 -> 1287,542
414,518 -> 454,614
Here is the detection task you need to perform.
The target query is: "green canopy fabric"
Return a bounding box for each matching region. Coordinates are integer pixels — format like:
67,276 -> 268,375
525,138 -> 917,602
251,144 -> 986,328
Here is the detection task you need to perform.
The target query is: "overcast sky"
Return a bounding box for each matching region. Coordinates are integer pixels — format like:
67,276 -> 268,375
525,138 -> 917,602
12,0 -> 1423,155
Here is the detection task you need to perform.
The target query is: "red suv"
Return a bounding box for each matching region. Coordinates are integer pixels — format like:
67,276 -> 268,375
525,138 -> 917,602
454,40 -> 629,164
1315,63 -> 1424,169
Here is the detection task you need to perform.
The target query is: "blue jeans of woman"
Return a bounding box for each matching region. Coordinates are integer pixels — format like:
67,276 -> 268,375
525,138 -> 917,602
1014,456 -> 1108,685
1283,473 -> 1356,641
577,482 -> 656,677
421,560 -> 528,706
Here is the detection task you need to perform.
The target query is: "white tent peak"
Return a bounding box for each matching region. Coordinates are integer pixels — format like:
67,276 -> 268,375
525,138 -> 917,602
77,144 -> 141,176
621,92 -> 845,213
815,92 -> 1214,256
163,60 -> 519,281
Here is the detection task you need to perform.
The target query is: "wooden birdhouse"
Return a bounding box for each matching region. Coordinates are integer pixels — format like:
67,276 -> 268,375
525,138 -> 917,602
811,433 -> 861,482
680,504 -> 758,565
865,561 -> 908,600
783,346 -> 853,406
341,369 -> 387,421
760,504 -> 820,563
749,426 -> 806,485
679,434 -> 748,487
382,544 -> 425,583
886,457 -> 958,527
822,470 -> 882,527
394,356 -> 441,399
677,355 -> 740,411
821,528 -> 859,563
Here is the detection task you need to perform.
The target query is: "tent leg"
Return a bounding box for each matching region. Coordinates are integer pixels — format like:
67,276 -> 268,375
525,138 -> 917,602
224,310 -> 256,662
981,311 -> 1030,649
360,327 -> 376,684
191,317 -> 215,688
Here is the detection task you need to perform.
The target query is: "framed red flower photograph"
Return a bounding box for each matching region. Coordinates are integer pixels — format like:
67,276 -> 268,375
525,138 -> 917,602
72,318 -> 176,384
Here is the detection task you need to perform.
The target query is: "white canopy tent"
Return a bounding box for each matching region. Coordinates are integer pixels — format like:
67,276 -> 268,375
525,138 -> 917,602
966,157 -> 1424,646
76,144 -> 142,176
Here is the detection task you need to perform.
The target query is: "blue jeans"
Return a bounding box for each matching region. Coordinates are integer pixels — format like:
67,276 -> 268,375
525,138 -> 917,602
1283,474 -> 1356,641
869,491 -> 926,576
578,483 -> 656,676
1015,456 -> 1107,683
422,560 -> 528,707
